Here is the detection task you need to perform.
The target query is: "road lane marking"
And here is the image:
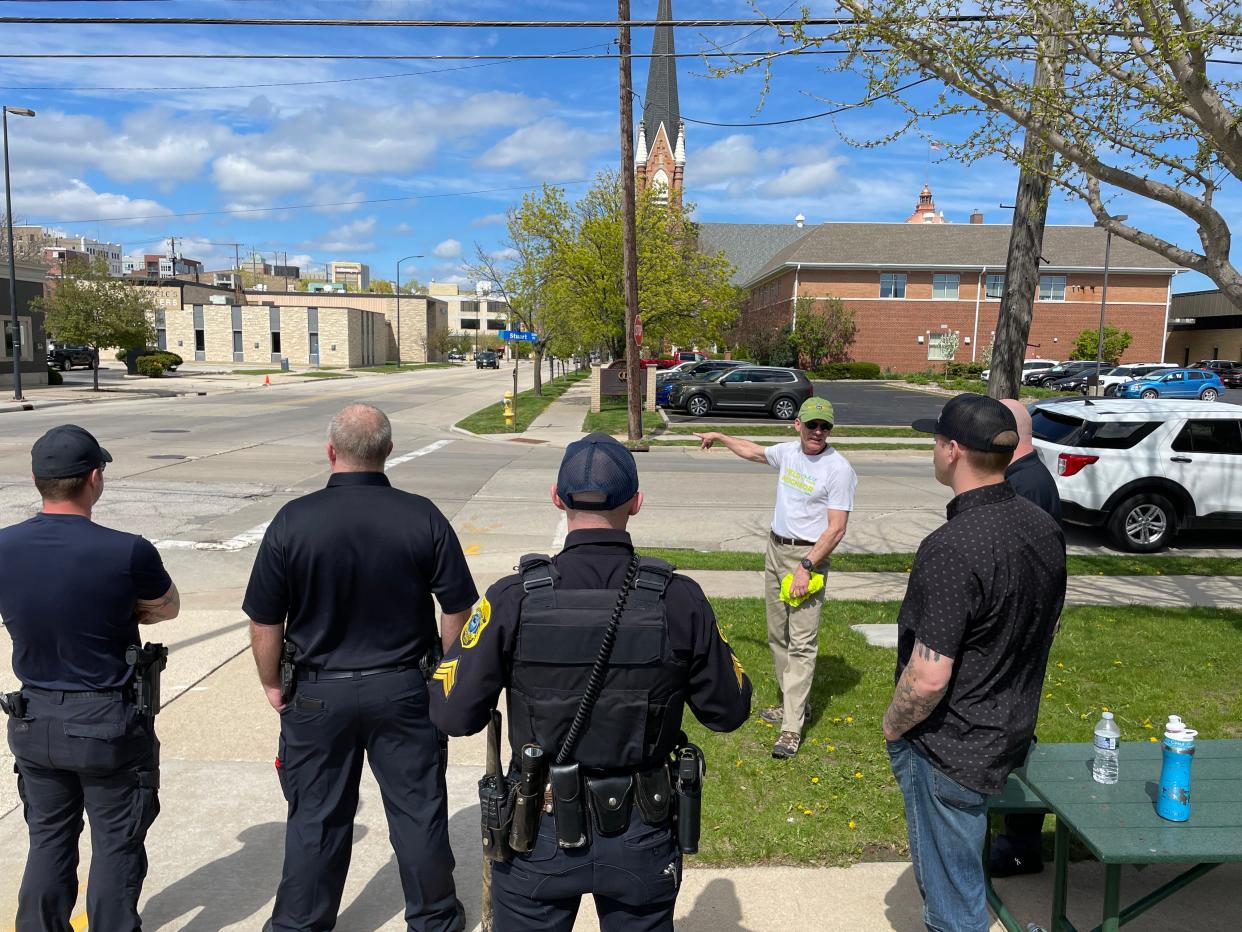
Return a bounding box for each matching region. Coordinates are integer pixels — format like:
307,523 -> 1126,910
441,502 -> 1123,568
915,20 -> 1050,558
154,521 -> 270,553
386,439 -> 453,470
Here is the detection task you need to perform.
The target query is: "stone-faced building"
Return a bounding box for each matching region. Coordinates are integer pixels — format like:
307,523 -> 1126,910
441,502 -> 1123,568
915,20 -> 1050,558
1167,289 -> 1242,366
702,220 -> 1182,370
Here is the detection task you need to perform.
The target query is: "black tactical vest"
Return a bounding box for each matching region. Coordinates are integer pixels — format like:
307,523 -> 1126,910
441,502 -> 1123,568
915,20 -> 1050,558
507,553 -> 688,772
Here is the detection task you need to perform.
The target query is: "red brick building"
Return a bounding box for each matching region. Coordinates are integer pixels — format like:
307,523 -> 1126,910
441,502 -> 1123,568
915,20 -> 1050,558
701,220 -> 1182,371
635,0 -> 684,199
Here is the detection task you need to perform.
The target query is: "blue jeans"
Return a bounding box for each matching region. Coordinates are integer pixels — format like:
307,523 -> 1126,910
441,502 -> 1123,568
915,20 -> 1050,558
887,738 -> 990,932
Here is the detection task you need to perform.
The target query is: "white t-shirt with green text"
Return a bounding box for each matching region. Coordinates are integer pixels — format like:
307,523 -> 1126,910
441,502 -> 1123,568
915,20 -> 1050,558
764,441 -> 858,542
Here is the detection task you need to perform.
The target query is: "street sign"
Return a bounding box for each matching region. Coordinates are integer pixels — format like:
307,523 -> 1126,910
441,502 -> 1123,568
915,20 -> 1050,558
499,330 -> 537,342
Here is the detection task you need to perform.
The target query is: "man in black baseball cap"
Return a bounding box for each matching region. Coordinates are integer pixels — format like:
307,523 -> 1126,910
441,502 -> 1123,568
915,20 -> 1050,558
430,432 -> 751,930
884,392 -> 1066,932
1,424 -> 179,931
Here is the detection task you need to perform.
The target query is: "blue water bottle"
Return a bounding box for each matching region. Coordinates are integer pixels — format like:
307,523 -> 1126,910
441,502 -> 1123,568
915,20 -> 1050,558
1155,715 -> 1197,822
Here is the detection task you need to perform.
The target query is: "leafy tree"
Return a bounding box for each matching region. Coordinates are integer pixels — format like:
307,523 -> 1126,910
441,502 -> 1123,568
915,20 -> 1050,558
770,2 -> 1242,309
793,296 -> 858,367
34,258 -> 156,390
1070,326 -> 1132,365
369,279 -> 395,294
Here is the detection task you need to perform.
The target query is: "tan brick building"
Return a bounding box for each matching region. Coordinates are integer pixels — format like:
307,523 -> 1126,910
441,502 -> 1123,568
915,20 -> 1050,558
1167,289 -> 1242,366
704,222 -> 1182,371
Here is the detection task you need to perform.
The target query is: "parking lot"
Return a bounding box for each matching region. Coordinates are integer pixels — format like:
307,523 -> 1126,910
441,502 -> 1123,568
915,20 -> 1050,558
663,381 -> 950,426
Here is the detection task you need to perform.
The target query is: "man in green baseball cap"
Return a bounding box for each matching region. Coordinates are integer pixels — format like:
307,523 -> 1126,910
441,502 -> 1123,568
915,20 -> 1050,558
695,392 -> 857,759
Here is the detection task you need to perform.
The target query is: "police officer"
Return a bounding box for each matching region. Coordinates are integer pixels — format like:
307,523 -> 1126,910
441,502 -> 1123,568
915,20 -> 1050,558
0,424 -> 180,931
429,432 -> 752,932
243,403 -> 476,932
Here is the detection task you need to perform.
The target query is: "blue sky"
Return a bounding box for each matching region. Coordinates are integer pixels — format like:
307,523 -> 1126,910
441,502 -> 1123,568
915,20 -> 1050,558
0,0 -> 1230,292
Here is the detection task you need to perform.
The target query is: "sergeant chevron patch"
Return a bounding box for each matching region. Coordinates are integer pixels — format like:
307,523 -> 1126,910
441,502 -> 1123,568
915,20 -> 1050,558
432,659 -> 458,697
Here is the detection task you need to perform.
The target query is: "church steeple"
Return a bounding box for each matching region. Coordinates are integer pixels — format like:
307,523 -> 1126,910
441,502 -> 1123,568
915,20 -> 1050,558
637,0 -> 683,199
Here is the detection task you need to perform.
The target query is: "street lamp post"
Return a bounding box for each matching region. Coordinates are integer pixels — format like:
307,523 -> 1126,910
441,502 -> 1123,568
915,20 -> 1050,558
394,254 -> 422,366
3,106 -> 34,401
1093,215 -> 1127,396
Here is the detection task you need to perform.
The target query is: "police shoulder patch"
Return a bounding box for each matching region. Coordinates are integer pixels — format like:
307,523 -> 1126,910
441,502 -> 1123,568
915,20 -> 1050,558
460,597 -> 492,649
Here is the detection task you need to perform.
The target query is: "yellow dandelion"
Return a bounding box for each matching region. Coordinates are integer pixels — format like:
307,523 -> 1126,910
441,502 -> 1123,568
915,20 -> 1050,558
1056,661 -> 1065,669
1045,692 -> 1053,699
736,759 -> 744,767
1149,736 -> 1159,743
848,820 -> 857,830
1079,713 -> 1089,720
811,777 -> 820,784
827,744 -> 836,752
845,715 -> 854,724
803,809 -> 813,816
854,771 -> 863,780
1102,705 -> 1110,712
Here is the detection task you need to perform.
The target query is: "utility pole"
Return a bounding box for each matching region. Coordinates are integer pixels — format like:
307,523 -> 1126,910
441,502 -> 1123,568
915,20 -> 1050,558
619,0 -> 642,442
167,236 -> 177,277
988,7 -> 1065,401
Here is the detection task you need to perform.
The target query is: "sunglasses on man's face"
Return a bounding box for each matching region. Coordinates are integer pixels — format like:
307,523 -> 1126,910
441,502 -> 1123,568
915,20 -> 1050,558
803,421 -> 831,433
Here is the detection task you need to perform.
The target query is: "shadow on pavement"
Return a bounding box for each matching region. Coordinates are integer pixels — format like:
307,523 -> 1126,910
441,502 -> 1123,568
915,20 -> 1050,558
882,864 -> 931,931
679,877 -> 755,931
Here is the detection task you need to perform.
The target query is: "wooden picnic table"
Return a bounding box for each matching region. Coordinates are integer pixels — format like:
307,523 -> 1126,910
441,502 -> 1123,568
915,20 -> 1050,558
986,739 -> 1242,932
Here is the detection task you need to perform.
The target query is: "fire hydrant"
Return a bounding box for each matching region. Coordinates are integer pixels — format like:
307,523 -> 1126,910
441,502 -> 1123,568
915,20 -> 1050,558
503,390 -> 515,430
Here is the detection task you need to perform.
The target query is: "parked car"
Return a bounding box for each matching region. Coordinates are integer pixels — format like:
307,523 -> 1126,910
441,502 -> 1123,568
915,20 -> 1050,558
674,350 -> 706,364
1222,368 -> 1242,390
1047,371 -> 1093,394
1023,360 -> 1099,386
1191,359 -> 1242,375
666,365 -> 814,420
46,344 -> 98,371
447,350 -> 466,362
475,350 -> 500,369
1116,367 -> 1224,401
1030,398 -> 1242,551
981,358 -> 1058,382
1098,363 -> 1174,396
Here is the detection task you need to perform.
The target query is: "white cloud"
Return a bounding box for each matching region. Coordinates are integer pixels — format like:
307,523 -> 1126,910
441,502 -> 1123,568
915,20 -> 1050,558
759,158 -> 848,198
471,213 -> 508,228
692,135 -> 764,184
314,216 -> 378,253
476,119 -> 611,178
433,238 -> 463,259
488,247 -> 519,262
212,154 -> 314,196
17,178 -> 170,225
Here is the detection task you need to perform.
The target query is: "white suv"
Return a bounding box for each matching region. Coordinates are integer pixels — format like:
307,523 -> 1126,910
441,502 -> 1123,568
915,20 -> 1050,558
1097,362 -> 1173,396
981,358 -> 1058,382
1031,399 -> 1242,552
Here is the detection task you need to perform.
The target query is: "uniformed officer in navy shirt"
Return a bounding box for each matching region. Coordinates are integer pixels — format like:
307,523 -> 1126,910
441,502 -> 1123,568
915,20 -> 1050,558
429,433 -> 751,932
0,424 -> 180,932
244,404 -> 477,932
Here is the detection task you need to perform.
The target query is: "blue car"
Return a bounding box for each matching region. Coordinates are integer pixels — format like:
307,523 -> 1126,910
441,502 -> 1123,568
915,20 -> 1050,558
1117,367 -> 1225,401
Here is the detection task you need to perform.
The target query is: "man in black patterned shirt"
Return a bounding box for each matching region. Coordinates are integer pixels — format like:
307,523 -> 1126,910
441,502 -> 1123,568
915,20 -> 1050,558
883,395 -> 1066,932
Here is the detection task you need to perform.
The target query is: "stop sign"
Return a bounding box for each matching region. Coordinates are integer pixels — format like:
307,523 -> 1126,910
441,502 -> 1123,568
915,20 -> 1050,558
634,315 -> 643,345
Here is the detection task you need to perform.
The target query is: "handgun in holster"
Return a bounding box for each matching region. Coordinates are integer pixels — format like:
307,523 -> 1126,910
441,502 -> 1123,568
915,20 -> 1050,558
125,642 -> 169,718
0,690 -> 27,720
279,642 -> 297,703
675,742 -> 705,854
508,744 -> 546,853
418,639 -> 444,680
479,709 -> 515,862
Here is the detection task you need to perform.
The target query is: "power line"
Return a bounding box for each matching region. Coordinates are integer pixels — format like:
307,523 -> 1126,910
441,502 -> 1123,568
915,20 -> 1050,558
683,76 -> 936,127
31,179 -> 593,226
0,50 -> 848,61
0,16 -> 993,28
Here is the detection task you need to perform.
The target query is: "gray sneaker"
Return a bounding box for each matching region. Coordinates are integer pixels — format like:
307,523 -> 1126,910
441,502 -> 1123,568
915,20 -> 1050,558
772,730 -> 802,759
758,705 -> 783,725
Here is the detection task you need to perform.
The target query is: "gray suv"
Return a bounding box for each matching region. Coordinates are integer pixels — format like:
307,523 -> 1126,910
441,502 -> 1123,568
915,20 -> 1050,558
667,366 -> 814,420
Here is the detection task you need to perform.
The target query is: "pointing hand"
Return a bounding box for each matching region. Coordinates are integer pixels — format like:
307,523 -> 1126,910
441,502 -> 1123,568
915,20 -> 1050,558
694,432 -> 717,450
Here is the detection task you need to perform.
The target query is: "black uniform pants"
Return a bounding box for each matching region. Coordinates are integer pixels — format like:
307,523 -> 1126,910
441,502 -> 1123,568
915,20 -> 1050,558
7,687 -> 160,932
270,668 -> 460,932
492,806 -> 681,932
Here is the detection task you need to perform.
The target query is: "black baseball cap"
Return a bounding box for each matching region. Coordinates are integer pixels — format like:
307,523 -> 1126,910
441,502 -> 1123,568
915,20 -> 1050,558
556,432 -> 639,510
31,424 -> 112,478
911,394 -> 1018,453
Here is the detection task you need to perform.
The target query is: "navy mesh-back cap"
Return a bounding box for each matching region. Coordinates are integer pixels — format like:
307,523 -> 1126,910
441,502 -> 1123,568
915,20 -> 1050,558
556,432 -> 640,510
911,394 -> 1018,453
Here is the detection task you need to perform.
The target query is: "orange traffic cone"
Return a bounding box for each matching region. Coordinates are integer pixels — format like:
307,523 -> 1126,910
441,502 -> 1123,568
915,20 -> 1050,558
264,375 -> 270,386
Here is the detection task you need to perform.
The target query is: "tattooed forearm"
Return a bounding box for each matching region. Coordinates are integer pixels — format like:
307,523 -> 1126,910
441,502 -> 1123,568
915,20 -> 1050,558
134,583 -> 181,624
884,639 -> 953,740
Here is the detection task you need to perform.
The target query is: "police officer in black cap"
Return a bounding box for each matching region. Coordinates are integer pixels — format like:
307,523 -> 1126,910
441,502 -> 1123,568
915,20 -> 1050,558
0,424 -> 180,931
244,403 -> 476,932
429,432 -> 752,932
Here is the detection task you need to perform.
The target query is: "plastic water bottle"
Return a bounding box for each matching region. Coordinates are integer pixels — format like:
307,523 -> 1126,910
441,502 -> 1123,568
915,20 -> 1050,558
1092,711 -> 1120,784
1156,714 -> 1197,822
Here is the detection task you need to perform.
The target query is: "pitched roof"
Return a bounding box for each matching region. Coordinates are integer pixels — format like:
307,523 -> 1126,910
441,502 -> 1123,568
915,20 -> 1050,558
641,0 -> 680,149
697,222 -> 810,285
744,223 -> 1182,286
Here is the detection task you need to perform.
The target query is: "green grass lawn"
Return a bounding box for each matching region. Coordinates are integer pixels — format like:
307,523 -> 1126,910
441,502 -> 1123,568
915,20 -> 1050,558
895,374 -> 1062,400
642,549 -> 1242,577
353,362 -> 452,374
663,425 -> 922,438
232,369 -> 283,375
455,369 -> 590,434
581,395 -> 665,434
685,598 -> 1242,866
282,370 -> 353,379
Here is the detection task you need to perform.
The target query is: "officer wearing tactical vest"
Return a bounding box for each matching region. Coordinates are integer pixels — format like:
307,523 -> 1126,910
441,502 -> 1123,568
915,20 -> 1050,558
429,433 -> 751,932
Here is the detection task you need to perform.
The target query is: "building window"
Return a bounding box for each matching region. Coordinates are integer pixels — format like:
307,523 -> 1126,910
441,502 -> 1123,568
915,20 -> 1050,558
309,332 -> 319,360
927,333 -> 956,361
460,300 -> 479,315
460,319 -> 480,330
195,330 -> 205,352
486,319 -> 505,331
880,273 -> 907,299
932,273 -> 960,300
271,332 -> 282,354
1039,275 -> 1066,301
3,320 -> 31,361
986,274 -> 1005,299
233,331 -> 243,354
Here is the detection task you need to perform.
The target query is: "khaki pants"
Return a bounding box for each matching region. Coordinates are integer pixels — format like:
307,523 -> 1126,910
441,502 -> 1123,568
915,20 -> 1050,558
764,536 -> 827,733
